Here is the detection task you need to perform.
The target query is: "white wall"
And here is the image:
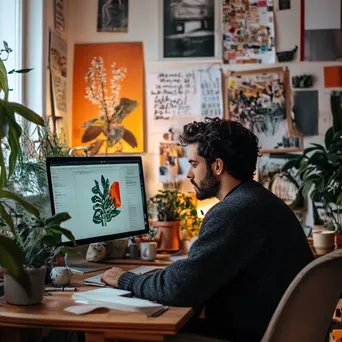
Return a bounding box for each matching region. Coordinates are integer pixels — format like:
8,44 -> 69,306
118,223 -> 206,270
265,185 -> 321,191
60,0 -> 341,225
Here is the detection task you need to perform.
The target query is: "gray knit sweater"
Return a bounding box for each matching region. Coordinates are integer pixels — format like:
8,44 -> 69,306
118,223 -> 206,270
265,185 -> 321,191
118,180 -> 314,341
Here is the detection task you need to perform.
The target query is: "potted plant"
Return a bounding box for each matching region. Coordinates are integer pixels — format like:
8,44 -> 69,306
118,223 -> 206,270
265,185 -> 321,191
283,91 -> 342,251
148,190 -> 201,252
2,211 -> 75,305
0,41 -> 75,302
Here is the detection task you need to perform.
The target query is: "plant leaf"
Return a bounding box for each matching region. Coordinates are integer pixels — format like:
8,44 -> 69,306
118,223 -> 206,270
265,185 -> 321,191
81,125 -> 103,143
0,190 -> 40,218
81,118 -> 98,128
0,59 -> 9,100
49,227 -> 75,244
44,212 -> 71,226
15,68 -> 33,74
8,102 -> 44,126
325,127 -> 334,150
0,202 -> 14,233
122,128 -> 138,148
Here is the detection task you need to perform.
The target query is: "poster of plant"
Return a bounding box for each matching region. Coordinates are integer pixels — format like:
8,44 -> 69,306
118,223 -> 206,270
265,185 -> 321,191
91,176 -> 121,226
226,67 -> 303,153
72,42 -> 144,154
222,0 -> 275,64
97,0 -> 129,33
163,0 -> 215,58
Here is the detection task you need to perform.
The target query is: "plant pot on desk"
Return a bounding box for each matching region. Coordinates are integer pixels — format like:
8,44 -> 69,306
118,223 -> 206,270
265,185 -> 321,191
3,266 -> 47,305
155,221 -> 181,252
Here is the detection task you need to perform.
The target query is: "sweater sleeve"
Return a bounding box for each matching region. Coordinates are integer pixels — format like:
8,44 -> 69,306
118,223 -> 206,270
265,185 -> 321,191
118,200 -> 267,309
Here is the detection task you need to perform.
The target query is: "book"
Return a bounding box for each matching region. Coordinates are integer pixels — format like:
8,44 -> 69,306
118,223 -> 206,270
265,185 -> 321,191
71,288 -> 163,315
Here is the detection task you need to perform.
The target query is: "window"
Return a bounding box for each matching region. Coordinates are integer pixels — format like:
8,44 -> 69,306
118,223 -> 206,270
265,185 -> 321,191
0,0 -> 23,103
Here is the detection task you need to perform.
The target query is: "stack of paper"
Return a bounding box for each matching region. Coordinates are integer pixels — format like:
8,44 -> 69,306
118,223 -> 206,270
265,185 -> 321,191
71,288 -> 163,315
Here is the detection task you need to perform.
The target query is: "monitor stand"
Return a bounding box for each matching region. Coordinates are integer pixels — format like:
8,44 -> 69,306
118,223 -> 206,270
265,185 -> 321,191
65,245 -> 112,274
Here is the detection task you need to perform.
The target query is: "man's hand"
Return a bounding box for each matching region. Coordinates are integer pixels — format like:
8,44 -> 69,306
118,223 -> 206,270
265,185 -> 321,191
101,267 -> 126,287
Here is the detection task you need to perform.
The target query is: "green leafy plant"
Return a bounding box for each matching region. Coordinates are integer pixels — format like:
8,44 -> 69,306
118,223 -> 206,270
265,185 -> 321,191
283,91 -> 342,232
92,175 -> 121,226
148,190 -> 202,236
0,41 -> 74,291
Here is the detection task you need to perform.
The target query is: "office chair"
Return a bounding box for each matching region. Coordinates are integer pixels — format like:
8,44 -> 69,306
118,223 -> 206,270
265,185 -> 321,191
261,249 -> 342,342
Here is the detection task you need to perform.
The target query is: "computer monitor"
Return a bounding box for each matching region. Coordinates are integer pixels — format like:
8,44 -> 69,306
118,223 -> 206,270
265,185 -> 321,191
46,156 -> 149,249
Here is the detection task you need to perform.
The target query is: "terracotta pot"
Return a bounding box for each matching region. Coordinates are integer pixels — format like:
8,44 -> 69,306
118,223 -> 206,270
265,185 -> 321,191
312,230 -> 335,255
336,234 -> 342,249
155,221 -> 181,252
4,266 -> 47,305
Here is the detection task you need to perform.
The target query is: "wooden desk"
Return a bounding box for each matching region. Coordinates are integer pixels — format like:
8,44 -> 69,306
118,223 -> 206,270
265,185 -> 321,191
0,265 -> 193,342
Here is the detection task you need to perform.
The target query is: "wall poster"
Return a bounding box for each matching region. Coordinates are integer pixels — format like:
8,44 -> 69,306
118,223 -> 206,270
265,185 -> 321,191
222,0 -> 275,64
72,42 -> 144,154
163,0 -> 215,58
225,67 -> 303,153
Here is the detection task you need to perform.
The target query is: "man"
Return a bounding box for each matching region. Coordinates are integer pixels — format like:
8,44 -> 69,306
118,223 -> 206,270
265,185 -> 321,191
102,118 -> 314,342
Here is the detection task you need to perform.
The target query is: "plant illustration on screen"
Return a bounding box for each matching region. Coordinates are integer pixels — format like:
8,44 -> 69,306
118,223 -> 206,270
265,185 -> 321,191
91,175 -> 121,226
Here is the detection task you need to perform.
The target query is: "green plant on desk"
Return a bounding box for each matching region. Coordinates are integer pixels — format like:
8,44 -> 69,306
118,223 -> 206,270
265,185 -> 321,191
148,190 -> 202,251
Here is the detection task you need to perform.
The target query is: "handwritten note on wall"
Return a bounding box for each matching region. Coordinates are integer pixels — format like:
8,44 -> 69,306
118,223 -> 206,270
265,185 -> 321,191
200,69 -> 223,120
148,71 -> 200,120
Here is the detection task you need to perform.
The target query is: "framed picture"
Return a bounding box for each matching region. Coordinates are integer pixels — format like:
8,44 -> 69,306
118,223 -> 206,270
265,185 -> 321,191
258,154 -> 304,209
72,42 -> 145,154
225,67 -> 303,153
97,0 -> 129,33
163,0 -> 215,58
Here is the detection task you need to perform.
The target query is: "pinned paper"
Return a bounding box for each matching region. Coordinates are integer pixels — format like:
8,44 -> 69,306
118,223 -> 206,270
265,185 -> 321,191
324,66 -> 342,88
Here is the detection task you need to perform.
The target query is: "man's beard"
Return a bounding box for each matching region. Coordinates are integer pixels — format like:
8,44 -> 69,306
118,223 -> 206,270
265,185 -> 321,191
191,167 -> 221,200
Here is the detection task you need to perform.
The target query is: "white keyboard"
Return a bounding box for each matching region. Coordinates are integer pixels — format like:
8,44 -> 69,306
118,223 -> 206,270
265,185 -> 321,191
83,265 -> 162,287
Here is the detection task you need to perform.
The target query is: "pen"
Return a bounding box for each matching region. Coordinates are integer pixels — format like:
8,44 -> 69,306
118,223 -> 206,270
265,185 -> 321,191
45,287 -> 78,292
147,306 -> 169,317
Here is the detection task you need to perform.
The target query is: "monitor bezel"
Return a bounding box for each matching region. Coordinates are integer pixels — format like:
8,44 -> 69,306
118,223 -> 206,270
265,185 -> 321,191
46,156 -> 150,247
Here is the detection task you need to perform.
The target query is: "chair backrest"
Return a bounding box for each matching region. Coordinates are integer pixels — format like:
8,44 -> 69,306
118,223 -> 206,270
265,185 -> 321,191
262,249 -> 342,342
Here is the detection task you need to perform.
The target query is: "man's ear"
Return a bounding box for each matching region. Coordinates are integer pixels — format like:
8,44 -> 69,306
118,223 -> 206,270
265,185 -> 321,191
212,158 -> 224,176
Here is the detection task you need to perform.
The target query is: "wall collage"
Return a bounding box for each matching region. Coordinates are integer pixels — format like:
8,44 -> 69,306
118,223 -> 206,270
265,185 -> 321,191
49,0 -> 342,230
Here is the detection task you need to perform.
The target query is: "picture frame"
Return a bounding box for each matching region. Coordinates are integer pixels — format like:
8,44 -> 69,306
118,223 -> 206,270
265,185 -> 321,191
160,0 -> 221,61
225,67 -> 303,153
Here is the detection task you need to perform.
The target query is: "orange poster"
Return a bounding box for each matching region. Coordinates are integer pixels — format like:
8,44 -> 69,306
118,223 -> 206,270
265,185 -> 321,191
324,66 -> 342,88
72,42 -> 145,154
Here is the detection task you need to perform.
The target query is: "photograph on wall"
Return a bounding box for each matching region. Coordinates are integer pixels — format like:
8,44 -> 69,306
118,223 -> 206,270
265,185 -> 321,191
72,42 -> 144,154
258,154 -> 301,206
163,0 -> 215,58
51,71 -> 67,117
97,0 -> 129,33
49,31 -> 67,77
54,0 -> 65,33
301,0 -> 341,61
226,68 -> 303,153
222,0 -> 275,64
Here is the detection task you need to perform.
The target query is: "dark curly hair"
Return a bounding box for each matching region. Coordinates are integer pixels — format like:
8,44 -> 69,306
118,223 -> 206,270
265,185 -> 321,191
179,117 -> 261,182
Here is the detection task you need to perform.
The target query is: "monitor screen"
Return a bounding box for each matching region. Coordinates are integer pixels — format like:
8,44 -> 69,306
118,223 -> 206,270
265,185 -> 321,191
46,156 -> 149,246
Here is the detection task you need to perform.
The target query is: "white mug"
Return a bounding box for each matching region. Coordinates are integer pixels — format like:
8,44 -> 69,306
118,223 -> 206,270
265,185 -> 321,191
140,242 -> 157,261
50,267 -> 73,287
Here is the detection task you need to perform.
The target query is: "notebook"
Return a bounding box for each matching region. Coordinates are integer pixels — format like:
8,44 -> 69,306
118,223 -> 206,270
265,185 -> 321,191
71,288 -> 163,315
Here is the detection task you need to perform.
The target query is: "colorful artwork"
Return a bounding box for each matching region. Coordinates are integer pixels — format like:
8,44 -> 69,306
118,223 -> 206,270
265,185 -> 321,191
91,176 -> 121,226
72,42 -> 144,154
226,68 -> 303,153
222,0 -> 275,64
